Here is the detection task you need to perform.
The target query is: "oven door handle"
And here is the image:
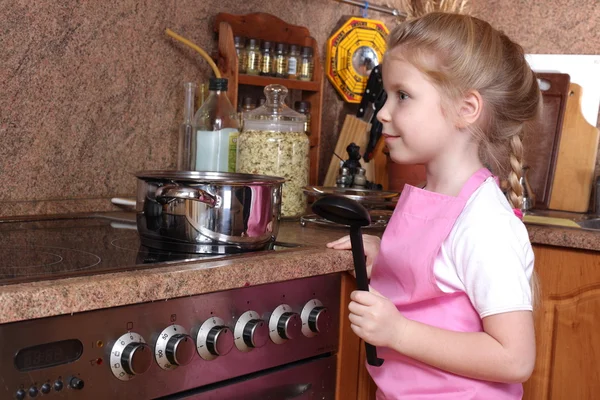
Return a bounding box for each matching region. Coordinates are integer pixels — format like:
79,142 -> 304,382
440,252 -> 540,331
248,382 -> 312,399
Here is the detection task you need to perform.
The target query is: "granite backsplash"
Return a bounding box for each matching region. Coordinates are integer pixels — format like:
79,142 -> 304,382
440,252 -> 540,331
1,0 -> 598,217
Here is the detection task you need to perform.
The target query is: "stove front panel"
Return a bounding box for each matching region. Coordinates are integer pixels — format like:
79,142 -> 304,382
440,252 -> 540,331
0,273 -> 341,399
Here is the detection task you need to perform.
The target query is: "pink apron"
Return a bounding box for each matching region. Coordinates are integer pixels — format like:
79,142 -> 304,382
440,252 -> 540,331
367,168 -> 523,399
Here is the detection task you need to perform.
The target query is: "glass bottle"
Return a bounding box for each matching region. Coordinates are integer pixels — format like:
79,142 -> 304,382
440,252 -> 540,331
260,41 -> 274,76
274,43 -> 288,78
298,46 -> 314,81
245,38 -> 261,76
287,45 -> 300,79
192,78 -> 239,172
177,82 -> 197,170
234,36 -> 247,74
294,101 -> 311,135
237,84 -> 309,218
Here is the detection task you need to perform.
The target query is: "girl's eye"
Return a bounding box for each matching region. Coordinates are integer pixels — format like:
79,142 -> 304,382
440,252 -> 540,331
397,91 -> 409,101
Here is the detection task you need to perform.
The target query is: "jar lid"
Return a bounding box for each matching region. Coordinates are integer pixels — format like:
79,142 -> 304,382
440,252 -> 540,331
243,84 -> 306,132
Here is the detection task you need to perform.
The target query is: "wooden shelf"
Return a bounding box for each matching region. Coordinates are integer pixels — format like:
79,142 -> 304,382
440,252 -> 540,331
214,12 -> 324,186
238,74 -> 320,92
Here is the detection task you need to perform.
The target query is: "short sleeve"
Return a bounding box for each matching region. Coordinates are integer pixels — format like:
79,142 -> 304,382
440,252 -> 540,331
451,216 -> 534,318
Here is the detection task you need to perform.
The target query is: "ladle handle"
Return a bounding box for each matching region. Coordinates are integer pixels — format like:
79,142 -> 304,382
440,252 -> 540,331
350,226 -> 384,367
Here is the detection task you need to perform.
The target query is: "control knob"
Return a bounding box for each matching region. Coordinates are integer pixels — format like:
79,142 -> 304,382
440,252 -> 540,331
155,325 -> 196,370
234,310 -> 269,352
109,332 -> 152,381
195,316 -> 234,361
301,299 -> 331,337
269,304 -> 302,344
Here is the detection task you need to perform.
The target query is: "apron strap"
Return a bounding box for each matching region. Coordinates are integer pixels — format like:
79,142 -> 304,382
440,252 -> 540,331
457,168 -> 493,200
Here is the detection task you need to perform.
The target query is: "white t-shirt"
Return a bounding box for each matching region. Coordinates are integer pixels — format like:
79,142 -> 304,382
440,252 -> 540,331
433,177 -> 534,318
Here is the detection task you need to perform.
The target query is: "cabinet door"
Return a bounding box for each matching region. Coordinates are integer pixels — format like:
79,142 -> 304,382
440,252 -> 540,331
524,245 -> 600,399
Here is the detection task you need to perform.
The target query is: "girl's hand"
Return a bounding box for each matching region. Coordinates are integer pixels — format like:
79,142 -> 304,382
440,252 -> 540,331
326,235 -> 381,279
348,286 -> 407,349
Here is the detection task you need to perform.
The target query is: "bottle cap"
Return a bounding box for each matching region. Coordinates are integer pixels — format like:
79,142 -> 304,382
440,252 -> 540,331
294,101 -> 311,113
209,78 -> 228,91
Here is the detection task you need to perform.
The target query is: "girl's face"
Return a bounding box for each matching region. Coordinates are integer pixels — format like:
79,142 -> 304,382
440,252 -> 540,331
377,50 -> 457,166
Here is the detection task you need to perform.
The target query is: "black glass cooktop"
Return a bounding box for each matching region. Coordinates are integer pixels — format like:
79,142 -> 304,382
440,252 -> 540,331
0,213 -> 294,286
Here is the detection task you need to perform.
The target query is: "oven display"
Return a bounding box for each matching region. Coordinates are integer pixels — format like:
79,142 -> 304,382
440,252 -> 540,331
14,339 -> 83,372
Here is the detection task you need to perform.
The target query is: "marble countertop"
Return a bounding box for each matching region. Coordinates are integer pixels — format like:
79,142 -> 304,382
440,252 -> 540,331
1,216 -> 598,325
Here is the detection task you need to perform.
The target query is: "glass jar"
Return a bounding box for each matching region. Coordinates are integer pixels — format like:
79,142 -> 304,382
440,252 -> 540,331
274,43 -> 288,78
298,46 -> 314,81
237,84 -> 309,218
245,38 -> 261,75
294,101 -> 311,135
234,36 -> 247,74
286,45 -> 300,80
260,41 -> 274,76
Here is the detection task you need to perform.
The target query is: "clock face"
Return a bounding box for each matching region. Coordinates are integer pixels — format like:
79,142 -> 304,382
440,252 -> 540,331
326,17 -> 389,103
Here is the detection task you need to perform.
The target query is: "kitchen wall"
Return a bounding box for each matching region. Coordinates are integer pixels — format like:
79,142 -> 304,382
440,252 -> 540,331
1,0 -> 598,217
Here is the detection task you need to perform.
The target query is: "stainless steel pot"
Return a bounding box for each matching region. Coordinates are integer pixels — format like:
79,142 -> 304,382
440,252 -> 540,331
135,171 -> 284,254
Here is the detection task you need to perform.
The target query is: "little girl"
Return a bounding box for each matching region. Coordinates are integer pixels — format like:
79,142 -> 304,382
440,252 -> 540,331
328,12 -> 540,399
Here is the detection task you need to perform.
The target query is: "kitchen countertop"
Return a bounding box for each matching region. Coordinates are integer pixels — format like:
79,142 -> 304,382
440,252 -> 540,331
1,218 -> 599,325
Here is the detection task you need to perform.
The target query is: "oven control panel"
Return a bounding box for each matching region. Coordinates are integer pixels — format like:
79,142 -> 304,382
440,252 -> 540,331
0,273 -> 341,399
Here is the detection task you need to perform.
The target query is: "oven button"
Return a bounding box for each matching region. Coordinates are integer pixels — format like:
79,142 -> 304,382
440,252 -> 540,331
27,386 -> 38,397
68,377 -> 84,390
53,380 -> 63,391
195,317 -> 234,361
301,299 -> 331,337
109,332 -> 152,381
234,310 -> 269,352
269,304 -> 302,344
155,325 -> 195,370
40,383 -> 51,394
15,389 -> 26,400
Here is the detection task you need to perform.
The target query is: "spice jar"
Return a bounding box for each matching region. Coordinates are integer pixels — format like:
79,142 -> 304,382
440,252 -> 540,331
237,84 -> 309,218
298,46 -> 314,81
287,45 -> 300,79
260,41 -> 274,76
294,101 -> 311,135
234,36 -> 247,74
274,43 -> 288,78
245,38 -> 261,75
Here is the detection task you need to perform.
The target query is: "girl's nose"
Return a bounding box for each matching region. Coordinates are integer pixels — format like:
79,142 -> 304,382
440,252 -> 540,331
377,99 -> 391,123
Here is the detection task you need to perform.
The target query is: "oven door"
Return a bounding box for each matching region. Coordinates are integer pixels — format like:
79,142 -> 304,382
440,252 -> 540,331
162,355 -> 336,399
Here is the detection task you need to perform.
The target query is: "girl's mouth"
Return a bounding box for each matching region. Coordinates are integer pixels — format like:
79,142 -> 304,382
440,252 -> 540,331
382,133 -> 400,141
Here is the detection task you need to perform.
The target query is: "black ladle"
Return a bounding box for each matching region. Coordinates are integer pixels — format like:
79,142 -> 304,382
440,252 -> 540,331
312,195 -> 384,367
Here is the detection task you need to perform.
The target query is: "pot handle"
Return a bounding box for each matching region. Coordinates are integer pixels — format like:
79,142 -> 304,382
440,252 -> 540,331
155,184 -> 219,208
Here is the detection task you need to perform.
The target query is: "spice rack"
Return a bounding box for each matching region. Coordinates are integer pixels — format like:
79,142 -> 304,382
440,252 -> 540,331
213,12 -> 324,186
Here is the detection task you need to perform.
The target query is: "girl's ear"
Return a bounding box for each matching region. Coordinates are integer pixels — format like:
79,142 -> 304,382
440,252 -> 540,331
456,89 -> 483,128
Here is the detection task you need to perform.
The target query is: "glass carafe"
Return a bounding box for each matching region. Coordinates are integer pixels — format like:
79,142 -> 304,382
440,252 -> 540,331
237,84 -> 309,218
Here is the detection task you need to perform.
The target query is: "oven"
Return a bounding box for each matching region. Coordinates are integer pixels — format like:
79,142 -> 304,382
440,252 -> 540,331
0,214 -> 340,399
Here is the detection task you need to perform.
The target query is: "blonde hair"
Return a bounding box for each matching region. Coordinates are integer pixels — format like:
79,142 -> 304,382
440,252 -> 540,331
386,12 -> 542,209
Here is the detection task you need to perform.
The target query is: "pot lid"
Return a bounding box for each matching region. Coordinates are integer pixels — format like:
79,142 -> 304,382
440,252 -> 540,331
135,170 -> 285,185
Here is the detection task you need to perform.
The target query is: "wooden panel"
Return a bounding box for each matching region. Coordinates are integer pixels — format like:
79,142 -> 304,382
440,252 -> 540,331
523,73 -> 570,208
548,83 -> 600,212
336,273 -> 360,400
523,245 -> 600,400
238,74 -> 319,91
214,12 -> 312,47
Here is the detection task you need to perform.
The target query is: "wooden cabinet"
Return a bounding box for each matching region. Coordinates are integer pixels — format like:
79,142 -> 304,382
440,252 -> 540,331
524,245 -> 600,399
338,245 -> 600,399
213,13 -> 324,186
